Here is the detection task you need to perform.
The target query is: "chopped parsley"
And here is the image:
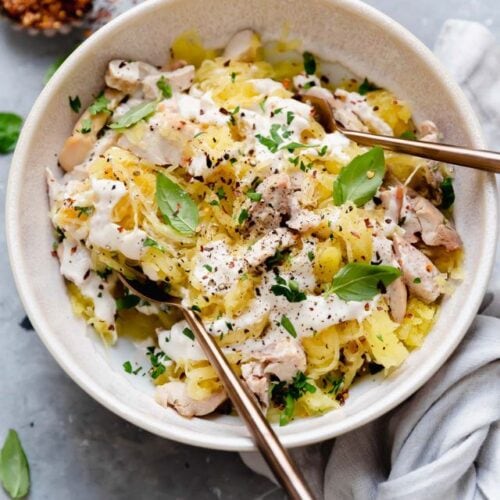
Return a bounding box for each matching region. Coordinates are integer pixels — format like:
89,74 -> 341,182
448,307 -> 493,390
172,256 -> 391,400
116,294 -> 140,310
358,78 -> 380,95
271,371 -> 316,425
326,374 -> 344,395
238,208 -> 249,224
191,305 -> 202,313
265,249 -> 290,270
216,187 -> 226,200
413,277 -> 422,284
280,315 -> 297,338
123,361 -> 133,374
230,72 -> 238,83
80,118 -> 92,134
74,205 -> 93,217
156,76 -> 173,98
259,96 -> 267,112
318,145 -> 328,157
307,250 -> 315,262
303,51 -> 317,75
68,95 -> 81,113
270,275 -> 307,303
256,123 -> 313,154
440,177 -> 455,210
399,130 -> 416,140
203,264 -> 213,272
286,111 -> 294,126
146,346 -> 170,379
182,327 -> 195,341
245,189 -> 262,202
88,94 -> 110,115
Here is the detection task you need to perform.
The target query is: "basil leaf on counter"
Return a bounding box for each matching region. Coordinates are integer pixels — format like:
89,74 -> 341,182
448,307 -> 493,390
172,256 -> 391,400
328,263 -> 401,301
333,147 -> 385,207
0,113 -> 23,154
439,177 -> 455,210
44,56 -> 66,84
109,100 -> 158,130
303,51 -> 317,75
0,430 -> 30,499
156,173 -> 199,235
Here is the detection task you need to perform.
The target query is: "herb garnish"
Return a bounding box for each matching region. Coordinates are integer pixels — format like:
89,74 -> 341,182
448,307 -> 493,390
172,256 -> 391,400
216,187 -> 226,200
286,111 -> 294,126
0,113 -> 23,154
157,76 -> 173,99
413,277 -> 422,284
326,374 -> 344,395
264,249 -> 290,270
238,208 -> 249,224
230,72 -> 238,83
123,361 -> 133,373
156,173 -> 199,235
307,251 -> 315,262
69,95 -> 81,113
358,78 -> 380,95
333,147 -> 385,207
439,177 -> 455,210
0,429 -> 30,499
182,327 -> 195,341
143,237 -> 163,251
271,372 -> 316,425
109,100 -> 158,130
79,118 -> 92,134
116,294 -> 140,310
203,264 -> 213,272
270,275 -> 307,303
245,189 -> 262,202
74,205 -> 93,217
88,94 -> 110,115
303,51 -> 317,75
256,123 -> 313,154
399,130 -> 416,140
146,346 -> 170,379
280,315 -> 297,338
328,263 -> 401,301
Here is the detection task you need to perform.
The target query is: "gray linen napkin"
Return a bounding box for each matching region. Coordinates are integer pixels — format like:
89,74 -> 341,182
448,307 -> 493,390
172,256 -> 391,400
241,20 -> 500,499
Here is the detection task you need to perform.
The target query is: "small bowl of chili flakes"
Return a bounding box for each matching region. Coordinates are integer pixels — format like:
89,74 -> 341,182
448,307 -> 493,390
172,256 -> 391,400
1,0 -> 93,36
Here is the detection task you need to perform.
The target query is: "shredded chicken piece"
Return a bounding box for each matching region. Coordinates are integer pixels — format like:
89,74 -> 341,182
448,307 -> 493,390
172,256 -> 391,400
244,228 -> 297,267
331,89 -> 393,135
105,60 -> 159,94
241,338 -> 306,409
155,381 -> 227,418
393,234 -> 441,303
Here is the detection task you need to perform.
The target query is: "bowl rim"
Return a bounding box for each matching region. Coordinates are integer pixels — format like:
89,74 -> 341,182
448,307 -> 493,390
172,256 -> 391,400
6,0 -> 498,451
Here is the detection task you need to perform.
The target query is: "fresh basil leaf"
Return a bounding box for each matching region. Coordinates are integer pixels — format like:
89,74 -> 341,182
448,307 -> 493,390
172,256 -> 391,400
156,173 -> 199,235
280,315 -> 297,338
0,113 -> 23,154
329,263 -> 401,301
109,100 -> 158,130
303,51 -> 317,75
358,78 -> 380,95
157,77 -> 173,99
68,95 -> 81,113
0,430 -> 30,499
333,147 -> 385,207
439,177 -> 455,210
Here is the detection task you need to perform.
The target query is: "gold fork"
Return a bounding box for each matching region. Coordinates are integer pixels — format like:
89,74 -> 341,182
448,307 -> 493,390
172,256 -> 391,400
303,94 -> 500,173
118,273 -> 315,500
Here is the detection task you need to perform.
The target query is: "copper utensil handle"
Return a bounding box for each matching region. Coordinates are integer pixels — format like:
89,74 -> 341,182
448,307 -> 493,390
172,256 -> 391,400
343,130 -> 500,174
181,308 -> 315,500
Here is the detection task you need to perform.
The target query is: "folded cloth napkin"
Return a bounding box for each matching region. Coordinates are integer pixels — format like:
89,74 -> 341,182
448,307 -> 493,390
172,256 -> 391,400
241,20 -> 500,500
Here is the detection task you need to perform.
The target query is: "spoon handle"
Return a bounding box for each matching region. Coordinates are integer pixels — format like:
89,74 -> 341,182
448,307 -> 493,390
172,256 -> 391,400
181,308 -> 316,500
343,129 -> 500,174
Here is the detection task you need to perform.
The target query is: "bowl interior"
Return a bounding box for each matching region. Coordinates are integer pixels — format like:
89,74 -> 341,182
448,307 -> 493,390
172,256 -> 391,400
6,0 -> 497,451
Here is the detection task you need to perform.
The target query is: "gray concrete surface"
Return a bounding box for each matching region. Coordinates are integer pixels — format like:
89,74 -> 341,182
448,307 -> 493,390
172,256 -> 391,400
1,1 -> 499,498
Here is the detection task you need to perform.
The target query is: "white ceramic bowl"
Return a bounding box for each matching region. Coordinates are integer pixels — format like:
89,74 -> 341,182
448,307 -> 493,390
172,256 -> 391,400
6,0 -> 498,451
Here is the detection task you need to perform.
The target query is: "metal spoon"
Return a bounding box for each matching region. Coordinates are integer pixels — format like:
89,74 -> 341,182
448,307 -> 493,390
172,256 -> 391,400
118,273 -> 315,500
302,94 -> 500,174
